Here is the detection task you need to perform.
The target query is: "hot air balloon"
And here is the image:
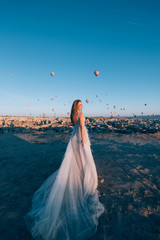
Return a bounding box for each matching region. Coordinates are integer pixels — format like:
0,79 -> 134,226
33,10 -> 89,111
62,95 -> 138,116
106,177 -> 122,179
94,70 -> 99,76
144,104 -> 147,106
10,73 -> 13,76
51,72 -> 54,76
67,112 -> 70,116
123,108 -> 126,111
37,99 -> 40,101
86,99 -> 89,103
27,104 -> 31,107
120,108 -> 122,110
153,114 -> 155,116
113,105 -> 116,109
106,104 -> 108,105
50,98 -> 54,100
96,95 -> 98,97
141,112 -> 143,114
52,108 -> 54,112
111,112 -> 113,114
55,95 -> 58,98
99,100 -> 102,102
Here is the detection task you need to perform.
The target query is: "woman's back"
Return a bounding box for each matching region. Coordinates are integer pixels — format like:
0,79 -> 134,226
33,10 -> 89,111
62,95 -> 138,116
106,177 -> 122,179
74,111 -> 85,126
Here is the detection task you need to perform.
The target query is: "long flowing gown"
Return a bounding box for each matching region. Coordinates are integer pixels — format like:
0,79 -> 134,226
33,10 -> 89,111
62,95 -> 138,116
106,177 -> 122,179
24,112 -> 105,240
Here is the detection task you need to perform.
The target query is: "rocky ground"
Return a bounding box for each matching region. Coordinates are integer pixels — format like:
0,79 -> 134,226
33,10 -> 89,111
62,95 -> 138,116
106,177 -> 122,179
0,116 -> 160,134
0,116 -> 160,240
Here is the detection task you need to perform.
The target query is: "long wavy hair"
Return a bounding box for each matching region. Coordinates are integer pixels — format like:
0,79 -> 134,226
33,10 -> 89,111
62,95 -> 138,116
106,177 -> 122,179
70,99 -> 82,125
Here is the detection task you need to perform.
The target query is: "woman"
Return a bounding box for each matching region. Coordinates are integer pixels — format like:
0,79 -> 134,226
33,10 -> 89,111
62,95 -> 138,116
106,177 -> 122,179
24,99 -> 105,240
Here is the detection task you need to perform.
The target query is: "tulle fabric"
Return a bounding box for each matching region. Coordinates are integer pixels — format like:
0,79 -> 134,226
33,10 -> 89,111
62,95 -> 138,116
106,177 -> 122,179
24,113 -> 105,240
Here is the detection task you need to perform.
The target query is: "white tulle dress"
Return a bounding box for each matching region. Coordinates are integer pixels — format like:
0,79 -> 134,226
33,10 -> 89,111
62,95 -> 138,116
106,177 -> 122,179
24,112 -> 105,240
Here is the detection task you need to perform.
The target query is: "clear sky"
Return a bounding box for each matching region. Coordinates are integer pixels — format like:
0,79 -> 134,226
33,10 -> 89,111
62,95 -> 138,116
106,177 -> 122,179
0,0 -> 160,117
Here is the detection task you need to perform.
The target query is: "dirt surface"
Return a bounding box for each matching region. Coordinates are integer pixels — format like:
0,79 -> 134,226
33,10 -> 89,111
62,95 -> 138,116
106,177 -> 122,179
0,131 -> 160,240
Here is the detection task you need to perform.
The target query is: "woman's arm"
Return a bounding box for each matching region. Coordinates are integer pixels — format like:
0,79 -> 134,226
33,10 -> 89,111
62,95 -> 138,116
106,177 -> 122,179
79,113 -> 85,147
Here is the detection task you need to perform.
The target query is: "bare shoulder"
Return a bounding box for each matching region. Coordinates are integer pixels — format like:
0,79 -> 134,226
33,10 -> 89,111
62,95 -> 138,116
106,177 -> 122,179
79,112 -> 85,126
79,112 -> 84,118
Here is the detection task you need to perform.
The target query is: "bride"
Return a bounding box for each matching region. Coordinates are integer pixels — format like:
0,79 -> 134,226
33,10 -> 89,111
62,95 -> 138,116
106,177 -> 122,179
24,99 -> 105,240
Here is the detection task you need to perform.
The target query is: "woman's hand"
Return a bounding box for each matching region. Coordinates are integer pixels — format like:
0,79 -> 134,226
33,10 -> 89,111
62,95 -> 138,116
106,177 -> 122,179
82,139 -> 85,147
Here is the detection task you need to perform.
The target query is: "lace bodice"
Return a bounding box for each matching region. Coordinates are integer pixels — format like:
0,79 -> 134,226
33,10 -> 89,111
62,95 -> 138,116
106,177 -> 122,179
75,111 -> 85,126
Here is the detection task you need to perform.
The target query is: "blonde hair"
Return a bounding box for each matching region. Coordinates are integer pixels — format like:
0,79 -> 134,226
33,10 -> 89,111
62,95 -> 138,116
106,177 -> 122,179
70,99 -> 81,125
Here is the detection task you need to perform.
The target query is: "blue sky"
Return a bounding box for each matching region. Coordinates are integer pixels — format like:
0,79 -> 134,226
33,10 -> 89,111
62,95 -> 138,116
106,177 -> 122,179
0,0 -> 160,117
